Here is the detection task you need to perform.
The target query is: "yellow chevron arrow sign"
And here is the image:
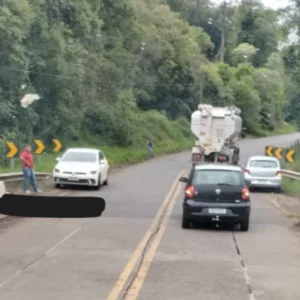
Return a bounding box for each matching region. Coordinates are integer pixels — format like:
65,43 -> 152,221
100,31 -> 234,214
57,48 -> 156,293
53,138 -> 62,152
265,146 -> 273,157
35,140 -> 45,155
285,149 -> 295,163
274,147 -> 283,159
6,141 -> 18,158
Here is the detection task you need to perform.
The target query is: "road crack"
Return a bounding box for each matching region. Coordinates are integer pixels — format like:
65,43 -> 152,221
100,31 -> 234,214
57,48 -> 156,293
232,231 -> 256,300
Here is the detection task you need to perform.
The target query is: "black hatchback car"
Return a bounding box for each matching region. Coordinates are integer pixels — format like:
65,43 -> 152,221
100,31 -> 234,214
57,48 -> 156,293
180,164 -> 251,231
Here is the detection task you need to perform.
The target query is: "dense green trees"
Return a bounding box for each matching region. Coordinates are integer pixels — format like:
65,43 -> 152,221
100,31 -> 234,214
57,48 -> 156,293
0,0 -> 297,152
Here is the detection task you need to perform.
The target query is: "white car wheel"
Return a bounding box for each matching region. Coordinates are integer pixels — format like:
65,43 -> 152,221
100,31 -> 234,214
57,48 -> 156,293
95,174 -> 101,190
103,171 -> 109,186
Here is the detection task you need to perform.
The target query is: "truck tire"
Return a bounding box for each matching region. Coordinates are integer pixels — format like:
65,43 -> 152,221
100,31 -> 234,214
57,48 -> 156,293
233,148 -> 240,165
234,156 -> 239,165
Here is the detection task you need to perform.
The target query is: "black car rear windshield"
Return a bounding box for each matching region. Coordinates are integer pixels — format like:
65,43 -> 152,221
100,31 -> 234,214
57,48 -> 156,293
249,160 -> 278,168
192,169 -> 243,186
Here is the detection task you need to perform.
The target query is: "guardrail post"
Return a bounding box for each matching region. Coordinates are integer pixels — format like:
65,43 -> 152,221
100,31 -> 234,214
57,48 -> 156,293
9,158 -> 15,171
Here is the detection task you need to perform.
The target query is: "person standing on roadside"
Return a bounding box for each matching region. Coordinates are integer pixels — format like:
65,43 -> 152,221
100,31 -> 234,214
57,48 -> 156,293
20,145 -> 42,194
147,139 -> 154,159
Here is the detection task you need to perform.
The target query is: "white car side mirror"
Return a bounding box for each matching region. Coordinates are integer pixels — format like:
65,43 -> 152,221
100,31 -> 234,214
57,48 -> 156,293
56,157 -> 60,162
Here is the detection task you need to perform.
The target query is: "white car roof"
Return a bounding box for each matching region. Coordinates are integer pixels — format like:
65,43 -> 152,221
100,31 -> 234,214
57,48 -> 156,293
247,155 -> 279,162
64,147 -> 100,153
194,164 -> 242,172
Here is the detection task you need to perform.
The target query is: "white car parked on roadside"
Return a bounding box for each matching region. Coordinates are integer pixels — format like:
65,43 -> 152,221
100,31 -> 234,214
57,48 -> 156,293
53,148 -> 110,190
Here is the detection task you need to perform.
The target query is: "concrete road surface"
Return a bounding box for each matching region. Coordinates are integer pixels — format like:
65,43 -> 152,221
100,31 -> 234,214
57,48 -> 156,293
0,133 -> 300,300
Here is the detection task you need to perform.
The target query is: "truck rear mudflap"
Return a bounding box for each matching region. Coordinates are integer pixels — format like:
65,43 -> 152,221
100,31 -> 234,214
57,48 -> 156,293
0,193 -> 105,218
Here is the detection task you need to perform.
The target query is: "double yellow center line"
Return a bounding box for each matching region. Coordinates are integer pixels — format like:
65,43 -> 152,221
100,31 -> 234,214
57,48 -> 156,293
106,167 -> 188,300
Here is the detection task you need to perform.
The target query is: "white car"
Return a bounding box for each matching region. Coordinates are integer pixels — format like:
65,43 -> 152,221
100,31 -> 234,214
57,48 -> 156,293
53,148 -> 110,190
243,155 -> 282,192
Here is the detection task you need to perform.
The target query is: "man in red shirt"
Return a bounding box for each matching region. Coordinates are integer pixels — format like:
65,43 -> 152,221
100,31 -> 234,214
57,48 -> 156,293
20,145 -> 41,194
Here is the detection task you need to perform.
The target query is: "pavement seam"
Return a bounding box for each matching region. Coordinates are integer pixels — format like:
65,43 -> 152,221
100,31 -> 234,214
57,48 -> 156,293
232,231 -> 256,300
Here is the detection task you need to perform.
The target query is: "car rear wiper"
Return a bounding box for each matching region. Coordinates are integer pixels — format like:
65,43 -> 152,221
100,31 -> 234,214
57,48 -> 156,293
217,183 -> 235,186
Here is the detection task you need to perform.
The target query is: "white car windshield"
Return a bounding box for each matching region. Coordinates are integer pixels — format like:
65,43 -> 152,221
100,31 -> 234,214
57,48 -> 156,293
61,152 -> 97,163
249,160 -> 278,168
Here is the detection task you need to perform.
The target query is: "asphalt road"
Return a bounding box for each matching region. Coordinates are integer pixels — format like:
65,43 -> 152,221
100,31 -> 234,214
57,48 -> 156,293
1,133 -> 300,300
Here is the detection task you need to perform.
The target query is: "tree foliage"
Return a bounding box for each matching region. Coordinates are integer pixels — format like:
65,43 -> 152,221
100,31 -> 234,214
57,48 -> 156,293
0,0 -> 296,150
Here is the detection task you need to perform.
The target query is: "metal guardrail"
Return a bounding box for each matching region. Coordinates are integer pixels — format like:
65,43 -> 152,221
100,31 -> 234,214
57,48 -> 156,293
281,170 -> 300,180
0,172 -> 52,182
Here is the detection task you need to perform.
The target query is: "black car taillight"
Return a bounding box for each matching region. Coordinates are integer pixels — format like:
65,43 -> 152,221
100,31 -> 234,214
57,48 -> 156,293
241,187 -> 250,200
185,186 -> 195,198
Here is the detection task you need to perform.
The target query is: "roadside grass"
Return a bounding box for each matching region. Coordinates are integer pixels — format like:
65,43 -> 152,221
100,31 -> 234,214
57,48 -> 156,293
0,112 -> 195,174
0,139 -> 193,173
279,138 -> 300,196
283,159 -> 300,173
270,122 -> 297,135
241,122 -> 296,139
0,120 -> 296,174
287,214 -> 300,227
282,178 -> 300,195
257,122 -> 297,137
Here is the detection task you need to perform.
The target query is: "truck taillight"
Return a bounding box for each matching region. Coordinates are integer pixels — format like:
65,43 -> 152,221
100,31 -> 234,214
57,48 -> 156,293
241,187 -> 250,200
185,186 -> 195,198
276,171 -> 281,176
244,169 -> 250,175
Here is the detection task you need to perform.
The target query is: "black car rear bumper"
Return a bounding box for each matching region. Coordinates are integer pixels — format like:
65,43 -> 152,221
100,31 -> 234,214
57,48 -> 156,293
183,200 -> 250,224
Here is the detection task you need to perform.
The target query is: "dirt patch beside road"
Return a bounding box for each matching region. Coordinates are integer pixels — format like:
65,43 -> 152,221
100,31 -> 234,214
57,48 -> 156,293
269,193 -> 300,226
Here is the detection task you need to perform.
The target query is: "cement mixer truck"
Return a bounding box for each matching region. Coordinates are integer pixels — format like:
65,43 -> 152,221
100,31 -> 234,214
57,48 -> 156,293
190,104 -> 244,165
